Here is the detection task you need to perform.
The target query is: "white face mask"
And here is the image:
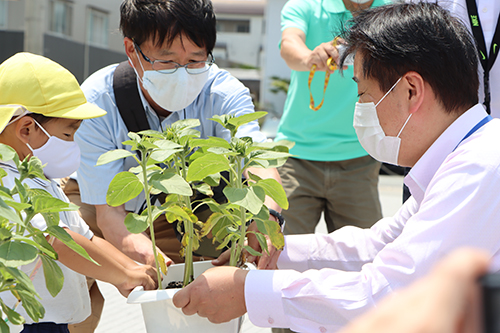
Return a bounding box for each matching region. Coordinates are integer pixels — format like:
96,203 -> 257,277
131,50 -> 210,112
350,0 -> 371,3
26,119 -> 81,179
353,77 -> 412,165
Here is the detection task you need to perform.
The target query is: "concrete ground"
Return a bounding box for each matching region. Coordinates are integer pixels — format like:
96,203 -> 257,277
94,175 -> 404,333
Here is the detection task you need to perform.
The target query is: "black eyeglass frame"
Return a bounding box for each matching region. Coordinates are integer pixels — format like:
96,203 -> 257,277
134,42 -> 214,74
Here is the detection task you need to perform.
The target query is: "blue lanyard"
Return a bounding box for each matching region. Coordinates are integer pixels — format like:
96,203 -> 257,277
453,115 -> 493,151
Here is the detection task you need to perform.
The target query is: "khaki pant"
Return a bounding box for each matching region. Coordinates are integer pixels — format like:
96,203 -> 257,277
62,178 -> 221,333
278,156 -> 382,235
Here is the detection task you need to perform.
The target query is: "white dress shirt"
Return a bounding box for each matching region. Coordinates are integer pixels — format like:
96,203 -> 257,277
245,104 -> 500,332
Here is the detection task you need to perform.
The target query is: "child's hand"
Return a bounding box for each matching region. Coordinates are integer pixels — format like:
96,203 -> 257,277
129,264 -> 159,285
117,267 -> 158,297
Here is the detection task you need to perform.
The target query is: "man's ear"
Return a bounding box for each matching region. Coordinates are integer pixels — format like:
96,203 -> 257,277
124,37 -> 135,58
404,71 -> 425,114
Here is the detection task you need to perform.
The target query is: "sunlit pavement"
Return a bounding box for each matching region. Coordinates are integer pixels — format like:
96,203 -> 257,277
95,175 -> 404,333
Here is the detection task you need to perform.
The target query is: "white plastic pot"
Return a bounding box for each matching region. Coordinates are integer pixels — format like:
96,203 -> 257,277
127,261 -> 241,333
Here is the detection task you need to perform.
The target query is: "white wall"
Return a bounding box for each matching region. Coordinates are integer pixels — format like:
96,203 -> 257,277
260,0 -> 290,116
216,13 -> 264,67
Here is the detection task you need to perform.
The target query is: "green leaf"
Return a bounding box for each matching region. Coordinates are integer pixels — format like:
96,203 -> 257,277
0,242 -> 38,267
223,186 -> 265,214
32,196 -> 78,213
150,140 -> 182,162
40,254 -> 64,297
202,173 -> 221,187
187,153 -> 230,182
46,226 -> 98,265
2,198 -> 30,212
106,172 -> 143,207
5,267 -> 39,296
0,197 -> 23,225
192,183 -> 213,197
253,179 -> 289,209
243,245 -> 262,257
150,172 -> 193,196
0,144 -> 17,162
96,149 -> 135,166
0,299 -> 25,325
173,118 -> 201,130
164,205 -> 192,223
228,112 -> 267,130
124,213 -> 149,234
137,130 -> 164,139
26,157 -> 47,180
191,137 -> 231,149
16,288 -> 45,322
0,227 -> 12,241
256,220 -> 284,250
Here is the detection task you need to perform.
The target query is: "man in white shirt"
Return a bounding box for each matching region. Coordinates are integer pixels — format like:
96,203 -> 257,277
172,2 -> 500,332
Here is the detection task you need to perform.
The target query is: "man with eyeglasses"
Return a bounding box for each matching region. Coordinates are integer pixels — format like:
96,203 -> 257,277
63,1 -> 282,331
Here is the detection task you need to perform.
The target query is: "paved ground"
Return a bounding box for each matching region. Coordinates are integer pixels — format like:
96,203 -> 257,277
94,175 -> 404,333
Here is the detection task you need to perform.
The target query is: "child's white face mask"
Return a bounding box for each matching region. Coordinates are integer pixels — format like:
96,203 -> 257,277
26,119 -> 81,179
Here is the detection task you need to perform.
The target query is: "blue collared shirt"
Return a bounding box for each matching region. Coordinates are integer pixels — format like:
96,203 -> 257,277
75,63 -> 266,212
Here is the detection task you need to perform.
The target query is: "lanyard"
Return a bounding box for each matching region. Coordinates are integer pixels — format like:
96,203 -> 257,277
308,37 -> 340,111
465,0 -> 500,114
453,115 -> 492,151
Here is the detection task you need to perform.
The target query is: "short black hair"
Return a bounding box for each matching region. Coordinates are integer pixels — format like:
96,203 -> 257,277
340,2 -> 479,114
120,0 -> 216,53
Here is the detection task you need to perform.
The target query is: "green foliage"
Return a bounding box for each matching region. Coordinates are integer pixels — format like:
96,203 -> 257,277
0,144 -> 96,329
102,112 -> 291,287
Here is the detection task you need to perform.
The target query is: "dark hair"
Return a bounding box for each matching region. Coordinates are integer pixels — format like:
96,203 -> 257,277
120,0 -> 216,53
340,2 -> 479,114
27,113 -> 54,125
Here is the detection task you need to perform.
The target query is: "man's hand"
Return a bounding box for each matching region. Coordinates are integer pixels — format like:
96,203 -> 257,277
95,204 -> 174,266
306,41 -> 341,73
172,266 -> 249,323
339,248 -> 490,333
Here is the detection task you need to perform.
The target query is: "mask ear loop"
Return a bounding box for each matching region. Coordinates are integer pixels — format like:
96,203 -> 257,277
397,114 -> 412,138
25,118 -> 51,152
375,77 -> 403,107
130,44 -> 146,84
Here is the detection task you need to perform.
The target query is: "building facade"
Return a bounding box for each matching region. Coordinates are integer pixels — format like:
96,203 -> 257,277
0,0 -> 126,83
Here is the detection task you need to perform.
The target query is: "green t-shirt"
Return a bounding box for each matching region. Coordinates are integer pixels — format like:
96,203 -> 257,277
275,0 -> 392,161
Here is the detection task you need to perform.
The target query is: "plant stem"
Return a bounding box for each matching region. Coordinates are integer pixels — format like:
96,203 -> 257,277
229,156 -> 246,267
180,154 -> 194,286
141,152 -> 162,290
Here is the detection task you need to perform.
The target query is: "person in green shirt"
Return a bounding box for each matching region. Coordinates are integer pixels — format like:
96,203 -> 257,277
276,0 -> 391,244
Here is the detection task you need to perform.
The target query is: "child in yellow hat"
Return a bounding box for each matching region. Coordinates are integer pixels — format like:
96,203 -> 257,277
0,53 -> 158,333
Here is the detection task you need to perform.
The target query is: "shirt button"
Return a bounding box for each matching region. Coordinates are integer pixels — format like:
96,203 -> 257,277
319,327 -> 327,333
482,7 -> 488,13
268,317 -> 274,324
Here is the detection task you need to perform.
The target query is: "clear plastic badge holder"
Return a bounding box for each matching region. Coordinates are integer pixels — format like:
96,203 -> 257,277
336,44 -> 354,66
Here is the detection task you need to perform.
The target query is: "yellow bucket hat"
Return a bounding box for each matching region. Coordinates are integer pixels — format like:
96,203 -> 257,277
0,52 -> 106,133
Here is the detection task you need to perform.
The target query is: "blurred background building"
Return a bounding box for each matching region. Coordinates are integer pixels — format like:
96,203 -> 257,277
0,0 -> 290,136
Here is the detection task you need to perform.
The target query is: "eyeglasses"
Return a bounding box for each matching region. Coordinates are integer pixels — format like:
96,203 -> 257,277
134,42 -> 214,75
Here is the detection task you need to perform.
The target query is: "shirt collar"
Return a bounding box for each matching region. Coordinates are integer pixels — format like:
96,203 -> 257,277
0,159 -> 49,187
404,104 -> 489,204
323,0 -> 389,14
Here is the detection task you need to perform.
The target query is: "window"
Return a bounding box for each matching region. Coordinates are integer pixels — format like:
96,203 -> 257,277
87,8 -> 109,47
216,19 -> 250,33
49,0 -> 72,36
0,0 -> 7,29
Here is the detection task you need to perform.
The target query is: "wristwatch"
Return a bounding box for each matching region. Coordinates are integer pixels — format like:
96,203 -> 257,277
269,208 -> 286,232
